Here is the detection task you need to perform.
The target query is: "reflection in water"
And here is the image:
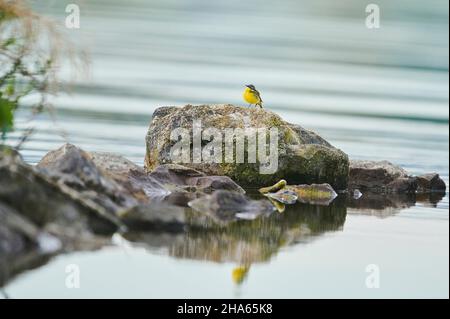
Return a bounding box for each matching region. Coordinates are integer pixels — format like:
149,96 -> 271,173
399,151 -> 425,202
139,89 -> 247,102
346,191 -> 446,218
1,0 -> 448,296
416,192 -> 447,208
124,198 -> 347,284
232,266 -> 250,285
123,192 -> 446,284
1,191 -> 446,288
0,251 -> 53,288
5,164 -> 443,289
126,199 -> 346,264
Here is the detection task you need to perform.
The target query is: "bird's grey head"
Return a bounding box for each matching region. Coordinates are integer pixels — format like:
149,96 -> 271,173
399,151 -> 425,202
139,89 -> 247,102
245,84 -> 256,90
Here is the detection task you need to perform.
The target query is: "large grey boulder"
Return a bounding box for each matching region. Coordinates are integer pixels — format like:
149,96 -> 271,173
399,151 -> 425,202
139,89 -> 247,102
144,104 -> 349,190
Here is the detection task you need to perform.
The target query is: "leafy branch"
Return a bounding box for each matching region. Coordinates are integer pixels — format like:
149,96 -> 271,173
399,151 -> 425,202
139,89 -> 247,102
0,0 -> 84,146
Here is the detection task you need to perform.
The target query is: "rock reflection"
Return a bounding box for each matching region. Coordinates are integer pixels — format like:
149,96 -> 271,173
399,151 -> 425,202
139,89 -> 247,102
0,252 -> 52,289
416,192 -> 447,208
1,191 -> 446,289
124,198 -> 347,265
346,191 -> 446,218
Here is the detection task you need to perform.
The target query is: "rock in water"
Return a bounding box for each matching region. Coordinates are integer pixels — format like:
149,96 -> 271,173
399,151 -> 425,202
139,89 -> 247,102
0,202 -> 42,257
259,179 -> 287,194
188,190 -> 275,222
35,144 -> 248,228
119,203 -> 186,232
348,160 -> 417,194
264,189 -> 298,205
1,146 -> 122,233
415,173 -> 446,193
37,144 -> 142,212
145,104 -> 349,189
148,164 -> 245,194
286,183 -> 338,205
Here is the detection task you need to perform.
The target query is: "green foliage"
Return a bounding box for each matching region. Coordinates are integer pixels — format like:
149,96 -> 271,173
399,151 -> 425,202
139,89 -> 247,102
0,93 -> 14,139
0,0 -> 61,145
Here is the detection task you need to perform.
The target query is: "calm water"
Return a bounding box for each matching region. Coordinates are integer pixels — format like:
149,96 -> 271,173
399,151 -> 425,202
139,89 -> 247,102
2,0 -> 449,298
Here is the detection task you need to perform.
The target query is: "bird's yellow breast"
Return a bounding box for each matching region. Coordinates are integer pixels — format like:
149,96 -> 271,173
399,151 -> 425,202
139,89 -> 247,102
243,87 -> 260,104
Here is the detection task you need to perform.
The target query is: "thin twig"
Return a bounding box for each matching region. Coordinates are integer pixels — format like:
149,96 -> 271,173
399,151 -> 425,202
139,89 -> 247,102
14,126 -> 34,150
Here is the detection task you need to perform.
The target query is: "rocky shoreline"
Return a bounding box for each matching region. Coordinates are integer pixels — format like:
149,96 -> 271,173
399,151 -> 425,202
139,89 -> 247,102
0,104 -> 446,286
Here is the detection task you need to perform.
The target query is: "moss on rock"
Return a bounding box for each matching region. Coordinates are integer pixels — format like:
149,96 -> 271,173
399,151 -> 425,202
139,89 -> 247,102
145,104 -> 349,190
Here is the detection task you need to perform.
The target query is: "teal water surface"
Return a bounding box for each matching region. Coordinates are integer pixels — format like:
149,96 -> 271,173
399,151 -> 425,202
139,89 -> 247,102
2,0 -> 448,298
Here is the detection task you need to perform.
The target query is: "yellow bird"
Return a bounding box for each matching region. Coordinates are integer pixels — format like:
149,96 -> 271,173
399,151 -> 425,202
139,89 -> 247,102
243,84 -> 263,108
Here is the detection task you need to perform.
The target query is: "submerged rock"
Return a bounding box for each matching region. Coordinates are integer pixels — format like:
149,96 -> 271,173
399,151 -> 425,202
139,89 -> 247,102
264,189 -> 298,205
145,104 -> 349,189
259,179 -> 287,194
286,183 -> 338,205
188,190 -> 275,222
258,179 -> 338,206
266,197 -> 287,213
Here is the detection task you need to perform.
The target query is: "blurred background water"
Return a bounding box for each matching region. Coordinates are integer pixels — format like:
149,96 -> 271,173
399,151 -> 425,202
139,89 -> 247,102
3,0 -> 449,298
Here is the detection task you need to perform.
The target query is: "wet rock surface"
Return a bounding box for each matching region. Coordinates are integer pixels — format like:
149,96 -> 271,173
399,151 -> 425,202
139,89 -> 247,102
348,160 -> 446,194
0,144 -> 251,286
145,104 -> 349,189
349,160 -> 412,193
415,173 -> 447,193
264,189 -> 298,205
188,190 -> 275,222
1,146 -> 122,234
286,183 -> 338,205
37,144 -> 143,212
148,164 -> 245,195
119,203 -> 186,232
0,202 -> 42,258
0,139 -> 447,288
259,180 -> 338,206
